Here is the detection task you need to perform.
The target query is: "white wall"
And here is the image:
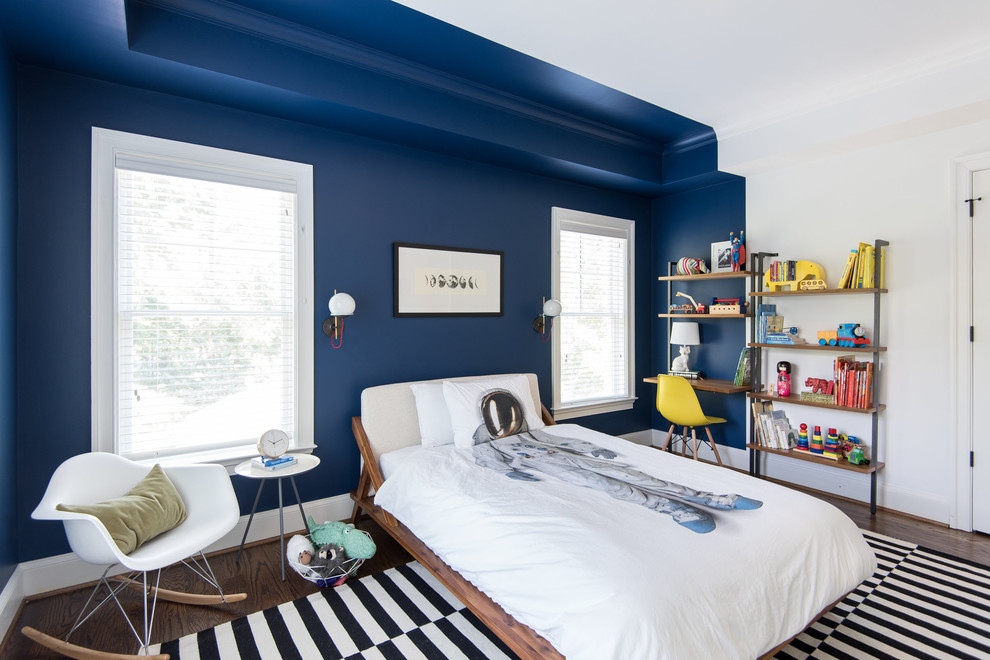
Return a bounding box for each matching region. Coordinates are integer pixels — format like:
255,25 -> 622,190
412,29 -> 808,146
744,117 -> 990,525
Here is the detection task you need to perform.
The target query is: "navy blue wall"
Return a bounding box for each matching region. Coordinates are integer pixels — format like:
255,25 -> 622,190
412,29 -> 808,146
652,178 -> 749,449
15,65 -> 657,562
0,40 -> 17,591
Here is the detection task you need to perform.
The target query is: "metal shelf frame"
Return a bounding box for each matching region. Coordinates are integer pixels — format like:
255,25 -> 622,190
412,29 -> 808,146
747,240 -> 889,514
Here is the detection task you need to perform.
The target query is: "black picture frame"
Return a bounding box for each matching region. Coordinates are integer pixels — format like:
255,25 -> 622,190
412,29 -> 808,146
393,242 -> 504,317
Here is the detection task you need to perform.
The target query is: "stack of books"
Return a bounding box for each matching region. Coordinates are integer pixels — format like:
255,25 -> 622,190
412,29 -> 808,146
765,330 -> 807,345
755,304 -> 780,343
668,370 -> 701,379
252,455 -> 297,471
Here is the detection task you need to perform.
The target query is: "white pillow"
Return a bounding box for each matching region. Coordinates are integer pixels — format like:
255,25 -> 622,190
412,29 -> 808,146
409,383 -> 454,447
442,375 -> 545,449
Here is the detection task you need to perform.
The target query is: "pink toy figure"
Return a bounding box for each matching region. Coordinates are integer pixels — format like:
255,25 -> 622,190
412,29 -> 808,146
730,231 -> 746,271
777,361 -> 791,397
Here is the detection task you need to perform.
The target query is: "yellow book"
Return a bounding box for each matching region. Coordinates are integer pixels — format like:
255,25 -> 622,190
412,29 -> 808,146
879,245 -> 886,289
863,245 -> 875,288
855,242 -> 870,288
838,249 -> 858,288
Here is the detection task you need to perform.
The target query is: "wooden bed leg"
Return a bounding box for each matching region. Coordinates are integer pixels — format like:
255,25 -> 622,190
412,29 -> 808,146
705,426 -> 723,466
350,469 -> 371,524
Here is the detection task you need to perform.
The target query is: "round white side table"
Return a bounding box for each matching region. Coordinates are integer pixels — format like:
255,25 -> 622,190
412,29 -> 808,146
234,453 -> 320,581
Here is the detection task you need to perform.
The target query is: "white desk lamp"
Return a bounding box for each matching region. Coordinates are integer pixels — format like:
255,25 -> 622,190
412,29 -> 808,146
670,321 -> 700,372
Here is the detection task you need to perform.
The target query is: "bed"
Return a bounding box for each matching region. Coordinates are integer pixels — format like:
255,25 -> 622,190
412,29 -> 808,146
350,373 -> 876,659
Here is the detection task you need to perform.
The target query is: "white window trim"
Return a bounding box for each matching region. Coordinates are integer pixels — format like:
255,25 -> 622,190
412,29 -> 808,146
550,207 -> 636,420
91,127 -> 314,470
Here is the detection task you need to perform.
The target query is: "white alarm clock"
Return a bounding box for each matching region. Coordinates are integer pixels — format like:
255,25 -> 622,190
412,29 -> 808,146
258,429 -> 290,459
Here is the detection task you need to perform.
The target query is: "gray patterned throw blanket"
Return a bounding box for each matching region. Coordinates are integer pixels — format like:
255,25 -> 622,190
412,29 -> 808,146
473,428 -> 762,533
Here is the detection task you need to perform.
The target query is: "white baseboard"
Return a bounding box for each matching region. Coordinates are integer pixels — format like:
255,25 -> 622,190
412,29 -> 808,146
618,429 -> 655,446
0,492 -> 354,644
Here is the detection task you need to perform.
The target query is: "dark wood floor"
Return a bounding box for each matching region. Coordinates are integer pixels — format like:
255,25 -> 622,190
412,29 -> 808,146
3,490 -> 988,659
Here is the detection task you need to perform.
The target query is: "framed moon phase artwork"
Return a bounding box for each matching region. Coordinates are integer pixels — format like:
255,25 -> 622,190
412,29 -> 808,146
394,243 -> 503,317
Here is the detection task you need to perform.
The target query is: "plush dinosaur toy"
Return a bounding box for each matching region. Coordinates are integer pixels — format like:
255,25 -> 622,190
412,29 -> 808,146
306,517 -> 377,560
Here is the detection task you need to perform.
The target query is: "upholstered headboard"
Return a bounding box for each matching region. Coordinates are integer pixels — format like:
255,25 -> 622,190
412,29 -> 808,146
359,373 -> 542,467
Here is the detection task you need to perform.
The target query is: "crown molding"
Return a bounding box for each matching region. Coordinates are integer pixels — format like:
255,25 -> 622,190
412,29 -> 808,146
130,0 -> 665,153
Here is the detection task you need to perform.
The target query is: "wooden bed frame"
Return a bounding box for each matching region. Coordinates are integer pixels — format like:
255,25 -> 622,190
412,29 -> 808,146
348,373 -> 829,660
349,374 -> 563,660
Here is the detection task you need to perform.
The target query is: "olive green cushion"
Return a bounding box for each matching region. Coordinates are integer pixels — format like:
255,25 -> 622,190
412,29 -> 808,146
57,464 -> 188,555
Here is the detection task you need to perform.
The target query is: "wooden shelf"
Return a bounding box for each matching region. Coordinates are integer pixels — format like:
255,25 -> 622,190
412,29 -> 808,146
747,391 -> 885,413
659,313 -> 752,319
749,287 -> 886,297
748,342 -> 885,353
658,270 -> 754,282
643,376 -> 749,394
747,241 -> 888,515
746,444 -> 884,474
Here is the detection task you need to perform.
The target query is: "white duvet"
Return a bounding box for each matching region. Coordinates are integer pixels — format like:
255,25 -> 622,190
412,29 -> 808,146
374,424 -> 876,660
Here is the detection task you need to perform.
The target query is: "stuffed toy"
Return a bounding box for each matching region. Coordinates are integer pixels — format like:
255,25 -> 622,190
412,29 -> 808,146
306,517 -> 377,560
309,544 -> 349,575
287,534 -> 315,565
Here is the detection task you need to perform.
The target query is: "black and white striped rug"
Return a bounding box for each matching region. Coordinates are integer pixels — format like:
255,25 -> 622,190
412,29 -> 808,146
152,531 -> 990,659
777,531 -> 990,659
150,562 -> 518,659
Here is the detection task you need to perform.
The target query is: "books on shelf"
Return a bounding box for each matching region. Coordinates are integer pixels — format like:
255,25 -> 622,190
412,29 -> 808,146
838,242 -> 885,289
751,401 -> 796,450
733,348 -> 752,386
833,356 -> 874,408
252,455 -> 297,471
756,303 -> 779,343
764,331 -> 807,345
766,260 -> 797,283
668,370 -> 701,379
837,249 -> 858,288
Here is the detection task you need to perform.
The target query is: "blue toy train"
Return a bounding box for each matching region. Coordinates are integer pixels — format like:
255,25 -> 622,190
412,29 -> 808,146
817,323 -> 870,347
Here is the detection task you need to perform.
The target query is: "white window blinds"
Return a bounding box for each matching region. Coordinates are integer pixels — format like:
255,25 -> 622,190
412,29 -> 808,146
116,170 -> 297,459
551,208 -> 635,418
92,128 -> 314,464
558,228 -> 629,403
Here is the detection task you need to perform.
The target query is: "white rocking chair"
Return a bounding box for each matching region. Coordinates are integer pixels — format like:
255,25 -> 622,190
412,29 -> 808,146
22,452 -> 247,660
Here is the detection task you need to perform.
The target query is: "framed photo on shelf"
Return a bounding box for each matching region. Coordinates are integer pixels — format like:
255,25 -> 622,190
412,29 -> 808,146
711,240 -> 733,273
394,242 -> 503,317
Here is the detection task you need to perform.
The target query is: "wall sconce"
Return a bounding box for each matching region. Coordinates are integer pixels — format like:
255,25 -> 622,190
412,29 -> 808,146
533,297 -> 562,343
323,290 -> 355,349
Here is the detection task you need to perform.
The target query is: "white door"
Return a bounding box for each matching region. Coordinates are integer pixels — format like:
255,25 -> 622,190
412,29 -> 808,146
973,168 -> 990,533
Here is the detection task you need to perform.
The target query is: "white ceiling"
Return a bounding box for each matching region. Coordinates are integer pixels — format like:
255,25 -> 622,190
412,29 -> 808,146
393,0 -> 990,174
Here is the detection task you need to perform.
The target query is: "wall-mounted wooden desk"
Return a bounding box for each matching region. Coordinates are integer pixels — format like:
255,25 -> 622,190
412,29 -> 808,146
643,376 -> 749,394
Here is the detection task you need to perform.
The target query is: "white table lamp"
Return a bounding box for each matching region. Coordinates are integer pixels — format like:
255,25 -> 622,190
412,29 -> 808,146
670,321 -> 700,372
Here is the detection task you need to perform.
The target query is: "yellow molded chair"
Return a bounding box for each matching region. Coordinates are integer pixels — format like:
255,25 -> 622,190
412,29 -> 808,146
656,374 -> 725,466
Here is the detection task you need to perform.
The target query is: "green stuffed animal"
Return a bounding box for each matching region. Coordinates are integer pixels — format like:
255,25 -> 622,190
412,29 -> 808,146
307,516 -> 377,560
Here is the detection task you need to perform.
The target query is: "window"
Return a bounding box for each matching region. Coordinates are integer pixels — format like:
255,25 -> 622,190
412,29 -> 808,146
92,128 -> 314,464
551,207 -> 636,419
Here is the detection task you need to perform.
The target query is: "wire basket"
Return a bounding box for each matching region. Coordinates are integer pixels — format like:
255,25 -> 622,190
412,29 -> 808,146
287,531 -> 370,588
